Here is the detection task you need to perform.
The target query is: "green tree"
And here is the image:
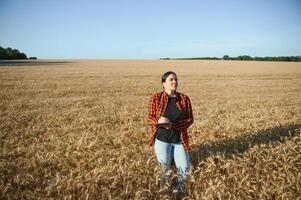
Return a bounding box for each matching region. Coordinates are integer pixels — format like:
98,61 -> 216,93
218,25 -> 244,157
0,46 -> 8,59
0,46 -> 28,60
223,55 -> 230,60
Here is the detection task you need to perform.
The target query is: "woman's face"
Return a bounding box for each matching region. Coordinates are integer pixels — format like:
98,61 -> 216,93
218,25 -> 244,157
163,73 -> 178,92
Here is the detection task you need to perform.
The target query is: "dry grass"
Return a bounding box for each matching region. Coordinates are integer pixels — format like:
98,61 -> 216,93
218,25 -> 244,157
0,60 -> 301,199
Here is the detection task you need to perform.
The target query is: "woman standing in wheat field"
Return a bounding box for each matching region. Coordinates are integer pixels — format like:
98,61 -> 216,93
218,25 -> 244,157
147,71 -> 193,196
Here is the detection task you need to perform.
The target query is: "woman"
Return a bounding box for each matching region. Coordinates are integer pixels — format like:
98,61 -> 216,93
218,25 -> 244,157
147,71 -> 193,195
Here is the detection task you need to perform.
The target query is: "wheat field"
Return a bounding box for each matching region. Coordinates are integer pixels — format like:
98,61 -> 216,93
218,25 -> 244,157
0,60 -> 301,199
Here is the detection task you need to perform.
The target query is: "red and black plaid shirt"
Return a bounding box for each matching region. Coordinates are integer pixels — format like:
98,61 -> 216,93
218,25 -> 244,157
147,91 -> 193,152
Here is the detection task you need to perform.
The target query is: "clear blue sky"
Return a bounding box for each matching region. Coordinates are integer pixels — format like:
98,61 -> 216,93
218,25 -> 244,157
1,0 -> 300,59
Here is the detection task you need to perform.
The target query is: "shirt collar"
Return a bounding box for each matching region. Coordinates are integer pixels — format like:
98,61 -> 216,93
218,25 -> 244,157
163,90 -> 180,101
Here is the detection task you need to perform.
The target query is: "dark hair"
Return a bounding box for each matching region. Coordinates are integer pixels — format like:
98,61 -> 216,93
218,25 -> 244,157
161,71 -> 177,83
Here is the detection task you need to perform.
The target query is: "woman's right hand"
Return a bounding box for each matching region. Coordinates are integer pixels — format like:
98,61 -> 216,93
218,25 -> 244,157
157,117 -> 172,129
157,116 -> 170,124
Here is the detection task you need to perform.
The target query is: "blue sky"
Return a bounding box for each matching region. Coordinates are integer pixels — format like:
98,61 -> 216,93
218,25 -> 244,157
0,0 -> 300,59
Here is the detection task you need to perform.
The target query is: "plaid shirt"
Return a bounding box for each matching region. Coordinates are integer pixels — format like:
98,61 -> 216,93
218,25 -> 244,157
147,91 -> 193,152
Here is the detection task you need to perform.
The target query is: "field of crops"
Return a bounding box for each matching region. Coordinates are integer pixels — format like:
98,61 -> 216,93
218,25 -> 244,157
0,60 -> 300,199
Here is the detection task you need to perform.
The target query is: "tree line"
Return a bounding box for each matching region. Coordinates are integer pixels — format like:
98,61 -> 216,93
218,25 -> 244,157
160,55 -> 301,62
0,46 -> 37,60
222,55 -> 301,62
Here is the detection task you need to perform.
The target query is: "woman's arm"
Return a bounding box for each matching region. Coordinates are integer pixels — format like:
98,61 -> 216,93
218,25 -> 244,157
173,96 -> 193,130
147,93 -> 158,126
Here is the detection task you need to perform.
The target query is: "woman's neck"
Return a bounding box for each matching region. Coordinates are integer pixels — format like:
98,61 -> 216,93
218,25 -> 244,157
165,89 -> 176,97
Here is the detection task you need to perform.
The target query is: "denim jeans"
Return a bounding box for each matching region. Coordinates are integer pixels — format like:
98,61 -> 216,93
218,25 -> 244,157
153,138 -> 190,192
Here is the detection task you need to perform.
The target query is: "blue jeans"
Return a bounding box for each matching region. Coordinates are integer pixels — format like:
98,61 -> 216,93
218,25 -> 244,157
153,138 -> 190,191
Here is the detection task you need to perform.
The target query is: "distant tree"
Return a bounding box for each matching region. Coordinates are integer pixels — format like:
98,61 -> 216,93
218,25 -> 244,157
29,57 -> 37,60
223,55 -> 230,60
289,57 -> 300,62
254,57 -> 263,61
0,46 -> 8,59
0,46 -> 28,60
237,55 -> 253,60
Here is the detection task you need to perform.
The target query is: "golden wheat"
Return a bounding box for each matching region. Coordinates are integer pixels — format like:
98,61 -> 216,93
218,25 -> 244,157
0,60 -> 300,199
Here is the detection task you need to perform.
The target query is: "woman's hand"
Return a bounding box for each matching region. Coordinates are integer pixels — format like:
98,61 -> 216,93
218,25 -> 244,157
157,116 -> 172,129
158,116 -> 169,123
